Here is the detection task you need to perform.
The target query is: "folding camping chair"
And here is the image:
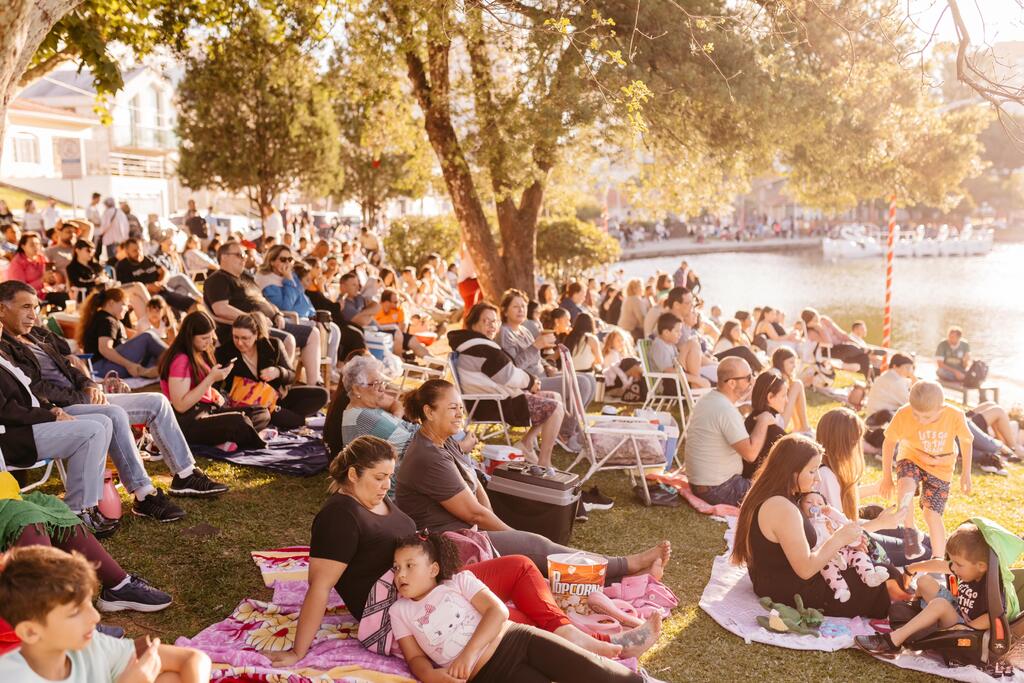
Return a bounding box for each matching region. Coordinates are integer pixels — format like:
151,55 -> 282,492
448,352 -> 512,445
558,346 -> 669,505
0,446 -> 68,494
398,355 -> 449,392
636,339 -> 709,418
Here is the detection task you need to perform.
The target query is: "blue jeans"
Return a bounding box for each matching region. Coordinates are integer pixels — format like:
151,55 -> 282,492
92,330 -> 167,378
868,528 -> 932,567
967,420 -> 1001,455
692,473 -> 751,506
62,393 -> 196,495
32,417 -> 109,512
937,367 -> 961,382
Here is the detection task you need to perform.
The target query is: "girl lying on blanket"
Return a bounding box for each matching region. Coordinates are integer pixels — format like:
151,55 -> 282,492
389,533 -> 664,683
798,492 -> 890,602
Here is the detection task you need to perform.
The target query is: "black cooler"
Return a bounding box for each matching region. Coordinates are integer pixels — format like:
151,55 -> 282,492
486,463 -> 581,545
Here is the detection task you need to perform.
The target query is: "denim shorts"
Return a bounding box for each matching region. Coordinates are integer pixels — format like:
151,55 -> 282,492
692,473 -> 751,507
896,459 -> 950,515
920,585 -> 966,624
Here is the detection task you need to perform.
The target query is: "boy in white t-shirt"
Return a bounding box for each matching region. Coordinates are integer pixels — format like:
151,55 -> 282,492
0,546 -> 210,683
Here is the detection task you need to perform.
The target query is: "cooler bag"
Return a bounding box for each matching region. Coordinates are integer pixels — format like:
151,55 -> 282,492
486,463 -> 581,545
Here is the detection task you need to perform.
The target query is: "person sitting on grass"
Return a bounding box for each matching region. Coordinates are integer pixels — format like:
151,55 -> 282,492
0,472 -> 171,613
0,546 -> 211,682
855,522 -> 1000,656
769,347 -> 812,434
741,370 -> 789,479
267,436 -> 659,669
732,435 -> 902,618
684,357 -> 773,506
880,380 -> 973,561
389,533 -> 664,683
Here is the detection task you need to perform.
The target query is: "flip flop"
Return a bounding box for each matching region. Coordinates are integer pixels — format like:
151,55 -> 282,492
567,611 -> 623,637
644,582 -> 679,609
587,591 -> 645,628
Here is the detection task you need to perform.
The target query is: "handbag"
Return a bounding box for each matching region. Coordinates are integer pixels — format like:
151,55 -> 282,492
227,376 -> 278,410
102,370 -> 131,394
357,569 -> 401,656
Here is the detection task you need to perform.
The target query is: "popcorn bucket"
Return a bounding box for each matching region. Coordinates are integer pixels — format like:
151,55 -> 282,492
547,551 -> 607,614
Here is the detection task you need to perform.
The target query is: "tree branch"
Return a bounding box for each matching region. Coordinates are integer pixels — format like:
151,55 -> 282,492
18,48 -> 76,86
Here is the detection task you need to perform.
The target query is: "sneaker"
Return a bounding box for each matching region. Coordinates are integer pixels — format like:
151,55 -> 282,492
97,575 -> 172,613
170,468 -> 229,497
575,501 -> 589,523
95,624 -> 125,638
980,464 -> 1010,476
582,486 -> 615,511
854,633 -> 900,657
77,508 -> 120,539
132,489 -> 186,522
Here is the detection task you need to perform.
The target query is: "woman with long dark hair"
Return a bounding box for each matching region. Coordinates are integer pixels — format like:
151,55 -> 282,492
158,311 -> 270,450
78,287 -> 166,378
741,370 -> 789,478
564,312 -> 603,373
731,435 -> 894,618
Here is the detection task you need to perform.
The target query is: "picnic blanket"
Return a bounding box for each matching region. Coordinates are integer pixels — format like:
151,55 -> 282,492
646,470 -> 740,517
176,546 -> 412,682
700,520 -> 1024,682
193,430 -> 329,476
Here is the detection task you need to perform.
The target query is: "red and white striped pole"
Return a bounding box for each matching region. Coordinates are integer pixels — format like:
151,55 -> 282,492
882,194 -> 896,349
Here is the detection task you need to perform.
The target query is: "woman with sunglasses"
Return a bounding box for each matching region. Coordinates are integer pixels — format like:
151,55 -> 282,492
742,370 -> 790,478
256,245 -> 341,379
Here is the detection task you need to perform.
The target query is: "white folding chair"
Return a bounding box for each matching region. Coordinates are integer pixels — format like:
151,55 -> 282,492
448,352 -> 512,445
398,355 -> 448,392
558,346 -> 668,505
0,444 -> 69,494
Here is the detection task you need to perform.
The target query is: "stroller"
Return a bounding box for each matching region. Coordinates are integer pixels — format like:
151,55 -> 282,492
887,517 -> 1024,676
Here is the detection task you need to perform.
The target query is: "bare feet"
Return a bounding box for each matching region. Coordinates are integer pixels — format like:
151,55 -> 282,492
513,439 -> 539,464
610,613 -> 662,658
142,366 -> 160,379
626,541 -> 672,578
554,625 -> 623,659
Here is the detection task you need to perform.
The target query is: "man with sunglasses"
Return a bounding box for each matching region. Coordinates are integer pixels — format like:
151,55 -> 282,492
204,241 -> 324,385
684,357 -> 775,506
115,237 -> 198,314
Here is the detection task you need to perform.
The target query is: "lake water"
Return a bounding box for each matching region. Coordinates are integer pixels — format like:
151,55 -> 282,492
617,243 -> 1024,403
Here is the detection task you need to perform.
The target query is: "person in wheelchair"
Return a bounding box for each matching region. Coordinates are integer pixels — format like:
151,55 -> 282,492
855,519 -> 1024,672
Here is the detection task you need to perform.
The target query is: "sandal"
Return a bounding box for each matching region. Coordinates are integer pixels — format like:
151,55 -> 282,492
587,591 -> 644,628
567,611 -> 623,637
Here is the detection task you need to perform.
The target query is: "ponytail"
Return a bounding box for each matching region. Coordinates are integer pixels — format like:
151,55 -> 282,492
76,287 -> 126,346
395,532 -> 462,581
400,379 -> 454,423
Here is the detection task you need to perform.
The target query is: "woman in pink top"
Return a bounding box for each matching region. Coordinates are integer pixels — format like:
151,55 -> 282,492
7,233 -> 69,309
158,311 -> 271,450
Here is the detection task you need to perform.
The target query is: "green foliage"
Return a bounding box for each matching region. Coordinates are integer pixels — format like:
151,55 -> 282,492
535,217 -> 620,284
324,49 -> 433,227
382,215 -> 460,272
175,9 -> 338,217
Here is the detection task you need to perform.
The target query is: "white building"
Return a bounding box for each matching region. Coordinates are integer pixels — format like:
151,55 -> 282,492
2,65 -> 178,217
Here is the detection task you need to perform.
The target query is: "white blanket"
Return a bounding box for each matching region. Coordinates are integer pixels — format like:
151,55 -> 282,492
700,520 -> 1024,681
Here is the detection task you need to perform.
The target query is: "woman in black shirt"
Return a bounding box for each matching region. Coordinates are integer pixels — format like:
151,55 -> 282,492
65,239 -> 106,297
216,313 -> 328,430
266,436 -> 644,668
77,287 -> 166,378
742,370 -> 789,478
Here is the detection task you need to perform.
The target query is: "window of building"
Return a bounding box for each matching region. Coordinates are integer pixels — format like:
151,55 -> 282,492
12,133 -> 39,164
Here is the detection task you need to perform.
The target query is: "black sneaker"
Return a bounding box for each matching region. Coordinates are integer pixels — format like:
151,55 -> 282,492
97,575 -> 172,613
854,634 -> 900,658
132,489 -> 186,522
95,624 -> 125,638
575,500 -> 589,523
582,486 -> 615,511
77,508 -> 120,539
170,468 -> 229,497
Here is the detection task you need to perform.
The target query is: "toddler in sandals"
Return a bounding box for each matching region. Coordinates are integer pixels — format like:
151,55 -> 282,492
388,533 -> 664,683
799,492 -> 889,602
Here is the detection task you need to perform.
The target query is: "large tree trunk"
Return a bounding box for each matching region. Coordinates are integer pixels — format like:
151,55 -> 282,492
0,0 -> 83,159
403,42 -> 511,302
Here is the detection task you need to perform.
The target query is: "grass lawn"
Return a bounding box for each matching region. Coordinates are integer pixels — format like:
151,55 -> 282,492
61,381 -> 1023,682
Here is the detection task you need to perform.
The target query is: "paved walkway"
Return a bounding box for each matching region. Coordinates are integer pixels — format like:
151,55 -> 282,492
619,236 -> 821,260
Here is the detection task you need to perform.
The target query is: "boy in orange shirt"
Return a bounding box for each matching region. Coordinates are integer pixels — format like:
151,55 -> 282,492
881,380 -> 973,560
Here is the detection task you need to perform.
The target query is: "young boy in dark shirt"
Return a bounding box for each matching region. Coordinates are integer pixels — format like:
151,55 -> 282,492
855,522 -> 999,655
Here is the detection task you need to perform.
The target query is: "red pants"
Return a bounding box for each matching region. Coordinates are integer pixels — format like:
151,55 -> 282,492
14,524 -> 128,588
466,555 -> 570,632
458,278 -> 482,320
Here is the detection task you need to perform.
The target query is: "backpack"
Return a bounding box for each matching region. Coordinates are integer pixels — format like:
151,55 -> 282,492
964,361 -> 989,388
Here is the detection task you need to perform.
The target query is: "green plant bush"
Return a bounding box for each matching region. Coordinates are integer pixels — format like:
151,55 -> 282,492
382,214 -> 461,272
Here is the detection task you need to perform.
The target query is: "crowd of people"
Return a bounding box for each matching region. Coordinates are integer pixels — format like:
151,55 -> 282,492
0,202 -> 1020,681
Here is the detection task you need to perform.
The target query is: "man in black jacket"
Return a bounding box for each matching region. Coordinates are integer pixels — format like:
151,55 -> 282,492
0,282 -> 228,525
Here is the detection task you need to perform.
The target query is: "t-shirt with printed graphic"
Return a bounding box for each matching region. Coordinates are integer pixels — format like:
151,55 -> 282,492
388,571 -> 486,666
884,404 -> 973,481
954,575 -> 993,622
936,339 -> 970,370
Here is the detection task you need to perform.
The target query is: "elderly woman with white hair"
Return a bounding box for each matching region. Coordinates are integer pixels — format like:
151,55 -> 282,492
323,354 -> 476,460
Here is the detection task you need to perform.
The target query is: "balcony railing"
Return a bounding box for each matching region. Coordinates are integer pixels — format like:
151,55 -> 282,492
111,125 -> 176,150
104,153 -> 166,178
